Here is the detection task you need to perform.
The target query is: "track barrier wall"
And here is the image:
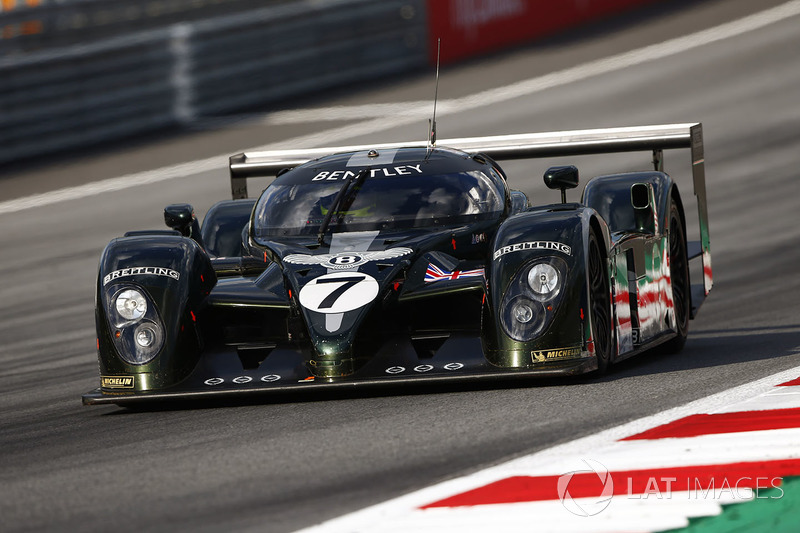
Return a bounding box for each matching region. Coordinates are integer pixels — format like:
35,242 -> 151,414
0,0 -> 427,164
1,0 -> 656,165
426,0 -> 662,65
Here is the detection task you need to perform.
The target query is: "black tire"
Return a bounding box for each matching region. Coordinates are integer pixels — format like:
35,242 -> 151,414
662,199 -> 690,353
588,229 -> 613,374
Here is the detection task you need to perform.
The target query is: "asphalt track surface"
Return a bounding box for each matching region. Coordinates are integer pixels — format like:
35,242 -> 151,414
2,1 -> 799,531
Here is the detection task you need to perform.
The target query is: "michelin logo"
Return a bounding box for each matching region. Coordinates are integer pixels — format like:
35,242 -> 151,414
103,267 -> 180,285
102,375 -> 135,389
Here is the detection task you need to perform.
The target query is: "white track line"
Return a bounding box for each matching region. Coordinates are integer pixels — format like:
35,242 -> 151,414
267,101 -> 436,123
2,0 -> 799,216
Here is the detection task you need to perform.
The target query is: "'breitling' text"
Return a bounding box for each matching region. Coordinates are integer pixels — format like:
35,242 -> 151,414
493,241 -> 572,260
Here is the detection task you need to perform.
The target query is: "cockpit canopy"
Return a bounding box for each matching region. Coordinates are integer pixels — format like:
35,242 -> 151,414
252,148 -> 507,239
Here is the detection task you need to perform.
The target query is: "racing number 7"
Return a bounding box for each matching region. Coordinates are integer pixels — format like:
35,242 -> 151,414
316,275 -> 366,309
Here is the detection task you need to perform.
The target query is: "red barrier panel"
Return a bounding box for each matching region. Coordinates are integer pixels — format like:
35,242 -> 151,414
428,0 -> 660,65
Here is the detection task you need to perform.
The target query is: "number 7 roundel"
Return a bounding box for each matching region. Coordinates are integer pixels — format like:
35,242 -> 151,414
298,272 -> 380,314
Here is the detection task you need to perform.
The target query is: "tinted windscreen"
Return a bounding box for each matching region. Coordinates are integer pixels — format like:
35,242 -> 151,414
254,170 -> 504,238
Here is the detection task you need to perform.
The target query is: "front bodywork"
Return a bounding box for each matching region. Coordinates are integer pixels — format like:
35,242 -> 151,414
84,124 -> 711,405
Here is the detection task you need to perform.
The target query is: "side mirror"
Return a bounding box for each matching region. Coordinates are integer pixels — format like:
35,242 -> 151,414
544,166 -> 579,203
631,183 -> 657,234
509,190 -> 529,215
164,203 -> 205,247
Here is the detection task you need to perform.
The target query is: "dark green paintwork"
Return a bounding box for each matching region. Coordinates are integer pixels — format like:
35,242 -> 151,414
88,144 -> 710,403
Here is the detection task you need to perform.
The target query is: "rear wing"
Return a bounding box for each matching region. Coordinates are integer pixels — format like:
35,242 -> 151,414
229,123 -> 711,309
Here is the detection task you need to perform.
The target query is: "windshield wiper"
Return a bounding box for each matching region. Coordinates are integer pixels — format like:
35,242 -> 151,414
317,168 -> 369,246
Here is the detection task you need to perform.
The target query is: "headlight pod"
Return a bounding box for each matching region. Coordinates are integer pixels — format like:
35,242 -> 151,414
105,284 -> 166,365
500,258 -> 567,342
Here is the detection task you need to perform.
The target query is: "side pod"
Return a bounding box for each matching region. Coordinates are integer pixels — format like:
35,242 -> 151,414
583,172 -> 675,236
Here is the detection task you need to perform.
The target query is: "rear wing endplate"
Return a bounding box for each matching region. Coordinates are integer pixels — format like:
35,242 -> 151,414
229,123 -> 712,308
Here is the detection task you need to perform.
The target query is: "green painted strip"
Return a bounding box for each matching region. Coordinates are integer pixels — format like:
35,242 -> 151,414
663,476 -> 800,533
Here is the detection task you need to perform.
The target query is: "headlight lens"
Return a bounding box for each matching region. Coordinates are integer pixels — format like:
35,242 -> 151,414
527,263 -> 560,300
512,301 -> 534,323
115,289 -> 147,321
501,295 -> 546,342
135,324 -> 158,347
127,321 -> 164,364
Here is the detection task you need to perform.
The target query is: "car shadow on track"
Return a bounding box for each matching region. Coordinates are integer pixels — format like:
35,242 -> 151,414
594,324 -> 800,382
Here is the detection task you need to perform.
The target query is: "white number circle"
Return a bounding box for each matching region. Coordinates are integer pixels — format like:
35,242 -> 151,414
298,272 -> 379,314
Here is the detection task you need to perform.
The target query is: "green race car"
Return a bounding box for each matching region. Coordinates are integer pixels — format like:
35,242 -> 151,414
83,124 -> 712,406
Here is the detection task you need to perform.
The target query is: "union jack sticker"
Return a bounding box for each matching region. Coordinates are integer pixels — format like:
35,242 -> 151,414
424,263 -> 485,283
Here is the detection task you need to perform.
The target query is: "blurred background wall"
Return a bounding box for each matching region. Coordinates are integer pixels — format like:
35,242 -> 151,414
0,0 -> 661,164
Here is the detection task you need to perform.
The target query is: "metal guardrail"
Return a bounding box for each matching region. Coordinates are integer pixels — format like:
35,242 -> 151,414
189,0 -> 427,117
0,27 -> 176,162
0,0 -> 279,52
0,0 -> 427,165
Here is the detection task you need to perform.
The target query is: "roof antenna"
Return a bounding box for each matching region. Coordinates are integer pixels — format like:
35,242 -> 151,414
427,38 -> 441,154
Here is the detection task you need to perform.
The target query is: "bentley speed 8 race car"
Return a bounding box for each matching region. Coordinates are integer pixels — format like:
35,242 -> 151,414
83,124 -> 712,405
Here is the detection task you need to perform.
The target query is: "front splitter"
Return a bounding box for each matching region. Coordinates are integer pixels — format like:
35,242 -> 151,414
82,358 -> 596,406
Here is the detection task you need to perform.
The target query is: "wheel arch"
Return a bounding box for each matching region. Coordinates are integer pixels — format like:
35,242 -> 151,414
483,206 -> 603,371
96,234 -> 217,392
668,182 -> 687,238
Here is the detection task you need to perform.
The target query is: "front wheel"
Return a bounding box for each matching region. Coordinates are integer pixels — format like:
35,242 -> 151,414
588,229 -> 613,374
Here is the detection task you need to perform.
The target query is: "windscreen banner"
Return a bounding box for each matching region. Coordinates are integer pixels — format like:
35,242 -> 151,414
427,0 -> 660,64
